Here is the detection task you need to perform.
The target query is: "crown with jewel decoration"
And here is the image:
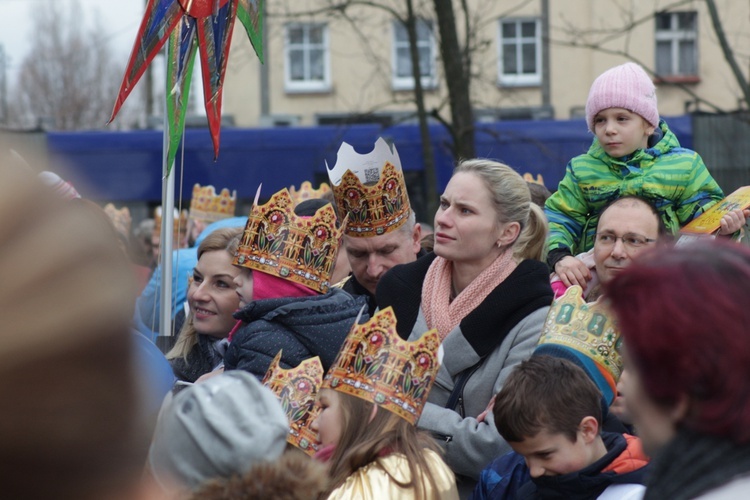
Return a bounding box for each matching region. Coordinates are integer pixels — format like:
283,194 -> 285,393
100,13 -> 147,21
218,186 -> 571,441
262,351 -> 323,456
189,184 -> 237,222
153,206 -> 189,246
324,307 -> 441,424
289,181 -> 332,206
103,203 -> 132,238
326,138 -> 411,237
233,187 -> 344,293
537,286 -> 623,382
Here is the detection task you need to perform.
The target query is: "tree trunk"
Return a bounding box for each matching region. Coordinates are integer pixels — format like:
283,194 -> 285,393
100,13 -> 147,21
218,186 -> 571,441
405,0 -> 439,222
432,0 -> 475,160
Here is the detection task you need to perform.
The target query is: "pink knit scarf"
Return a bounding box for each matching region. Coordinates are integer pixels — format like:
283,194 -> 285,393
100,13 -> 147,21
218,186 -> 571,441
421,251 -> 517,340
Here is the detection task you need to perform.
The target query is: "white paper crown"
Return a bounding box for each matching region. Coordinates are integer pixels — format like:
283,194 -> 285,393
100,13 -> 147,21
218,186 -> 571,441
326,138 -> 411,237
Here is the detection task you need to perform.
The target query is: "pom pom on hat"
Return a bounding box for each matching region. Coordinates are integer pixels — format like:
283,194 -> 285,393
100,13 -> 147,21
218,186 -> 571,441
585,62 -> 659,132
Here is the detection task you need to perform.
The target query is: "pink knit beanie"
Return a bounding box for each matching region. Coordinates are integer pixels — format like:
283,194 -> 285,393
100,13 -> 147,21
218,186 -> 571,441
585,62 -> 659,132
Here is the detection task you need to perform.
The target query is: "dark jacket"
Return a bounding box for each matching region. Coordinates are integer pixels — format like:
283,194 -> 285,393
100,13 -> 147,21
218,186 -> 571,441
169,331 -> 225,383
377,253 -> 553,496
224,288 -> 368,378
518,432 -> 649,500
340,273 -> 378,317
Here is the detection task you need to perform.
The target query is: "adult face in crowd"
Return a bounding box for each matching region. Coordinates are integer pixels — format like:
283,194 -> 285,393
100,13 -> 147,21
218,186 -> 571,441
593,196 -> 664,285
187,228 -> 242,337
343,214 -> 422,295
605,240 -> 750,498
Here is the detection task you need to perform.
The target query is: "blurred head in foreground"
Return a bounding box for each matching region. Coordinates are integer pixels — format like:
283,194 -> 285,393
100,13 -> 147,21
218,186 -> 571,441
0,161 -> 158,500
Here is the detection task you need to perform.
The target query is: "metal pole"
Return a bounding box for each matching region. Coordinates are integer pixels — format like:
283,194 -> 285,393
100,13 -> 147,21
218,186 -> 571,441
158,52 -> 175,339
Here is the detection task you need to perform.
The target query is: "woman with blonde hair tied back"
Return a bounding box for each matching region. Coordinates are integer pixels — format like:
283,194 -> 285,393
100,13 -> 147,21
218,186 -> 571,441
376,159 -> 554,495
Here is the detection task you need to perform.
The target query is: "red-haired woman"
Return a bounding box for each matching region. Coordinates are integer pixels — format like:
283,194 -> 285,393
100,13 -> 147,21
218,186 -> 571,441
606,239 -> 750,499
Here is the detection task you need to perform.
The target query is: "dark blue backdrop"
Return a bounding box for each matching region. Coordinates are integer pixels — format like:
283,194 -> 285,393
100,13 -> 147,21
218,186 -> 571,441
46,116 -> 692,202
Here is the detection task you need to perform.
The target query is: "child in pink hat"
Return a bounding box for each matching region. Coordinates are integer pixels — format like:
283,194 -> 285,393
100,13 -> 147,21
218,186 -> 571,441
545,62 -> 747,290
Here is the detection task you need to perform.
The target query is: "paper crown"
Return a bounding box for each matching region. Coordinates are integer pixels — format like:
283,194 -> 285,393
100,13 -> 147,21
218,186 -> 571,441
262,351 -> 323,456
103,203 -> 132,237
536,286 -> 623,391
289,181 -> 332,206
523,173 -> 546,187
153,206 -> 189,244
326,138 -> 411,237
233,187 -> 343,293
323,307 -> 441,424
189,184 -> 237,222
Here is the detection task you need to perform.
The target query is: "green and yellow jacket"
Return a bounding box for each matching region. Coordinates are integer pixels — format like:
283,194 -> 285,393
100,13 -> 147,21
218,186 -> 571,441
545,120 -> 724,265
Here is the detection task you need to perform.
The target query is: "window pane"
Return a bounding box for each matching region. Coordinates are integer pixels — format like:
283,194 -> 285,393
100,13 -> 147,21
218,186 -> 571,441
678,12 -> 696,30
502,22 -> 516,39
418,47 -> 432,76
521,21 -> 536,38
655,41 -> 672,74
309,26 -> 324,44
288,27 -> 303,45
503,46 -> 518,74
289,50 -> 305,80
522,43 -> 536,74
396,48 -> 411,77
655,13 -> 672,31
394,22 -> 407,43
309,49 -> 324,80
416,20 -> 432,40
679,40 -> 696,75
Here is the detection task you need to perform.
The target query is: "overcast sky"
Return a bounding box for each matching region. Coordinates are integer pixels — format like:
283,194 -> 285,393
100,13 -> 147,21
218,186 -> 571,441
0,0 -> 143,83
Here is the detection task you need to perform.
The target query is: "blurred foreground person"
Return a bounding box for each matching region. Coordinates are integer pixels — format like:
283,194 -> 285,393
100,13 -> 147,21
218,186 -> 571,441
0,162 -> 162,500
606,239 -> 750,499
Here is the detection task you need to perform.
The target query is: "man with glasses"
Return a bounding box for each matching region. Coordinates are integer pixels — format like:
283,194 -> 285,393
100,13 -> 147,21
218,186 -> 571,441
551,195 -> 668,300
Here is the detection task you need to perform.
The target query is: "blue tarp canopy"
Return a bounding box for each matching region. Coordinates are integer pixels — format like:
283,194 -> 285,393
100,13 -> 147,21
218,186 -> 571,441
46,116 -> 692,202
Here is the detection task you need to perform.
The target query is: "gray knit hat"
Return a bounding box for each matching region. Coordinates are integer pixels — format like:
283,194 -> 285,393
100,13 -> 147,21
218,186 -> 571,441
148,371 -> 289,490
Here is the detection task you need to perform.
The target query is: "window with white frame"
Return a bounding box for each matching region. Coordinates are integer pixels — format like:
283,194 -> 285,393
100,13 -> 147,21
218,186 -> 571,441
655,11 -> 698,78
285,23 -> 330,93
498,18 -> 541,86
392,19 -> 437,91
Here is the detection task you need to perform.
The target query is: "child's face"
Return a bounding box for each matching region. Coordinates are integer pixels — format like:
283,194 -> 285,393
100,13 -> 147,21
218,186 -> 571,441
232,267 -> 254,308
593,107 -> 655,158
510,428 -> 600,478
311,389 -> 343,447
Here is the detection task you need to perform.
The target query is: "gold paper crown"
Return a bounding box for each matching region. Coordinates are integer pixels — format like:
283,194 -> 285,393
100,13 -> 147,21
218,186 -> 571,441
262,351 -> 323,456
289,181 -> 332,206
523,172 -> 546,187
323,307 -> 441,424
153,206 -> 189,244
189,184 -> 237,222
326,138 -> 411,237
233,188 -> 343,293
103,203 -> 132,237
537,286 -> 623,381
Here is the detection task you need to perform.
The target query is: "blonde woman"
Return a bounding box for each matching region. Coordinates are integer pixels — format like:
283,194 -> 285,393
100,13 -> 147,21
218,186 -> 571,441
376,159 -> 553,494
167,227 -> 242,382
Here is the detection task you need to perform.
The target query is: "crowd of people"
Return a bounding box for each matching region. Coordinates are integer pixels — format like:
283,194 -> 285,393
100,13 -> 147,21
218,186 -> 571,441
4,61 -> 750,500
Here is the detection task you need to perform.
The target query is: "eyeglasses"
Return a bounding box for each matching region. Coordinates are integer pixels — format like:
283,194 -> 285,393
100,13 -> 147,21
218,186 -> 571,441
595,232 -> 656,250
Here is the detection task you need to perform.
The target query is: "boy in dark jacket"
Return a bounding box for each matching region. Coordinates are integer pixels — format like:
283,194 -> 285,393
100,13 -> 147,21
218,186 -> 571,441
490,356 -> 648,500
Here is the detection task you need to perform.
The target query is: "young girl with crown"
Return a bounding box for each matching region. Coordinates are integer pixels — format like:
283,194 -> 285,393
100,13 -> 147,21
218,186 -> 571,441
311,307 -> 458,499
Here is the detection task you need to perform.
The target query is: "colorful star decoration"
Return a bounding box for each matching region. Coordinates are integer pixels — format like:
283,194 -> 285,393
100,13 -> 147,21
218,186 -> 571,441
109,0 -> 263,168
